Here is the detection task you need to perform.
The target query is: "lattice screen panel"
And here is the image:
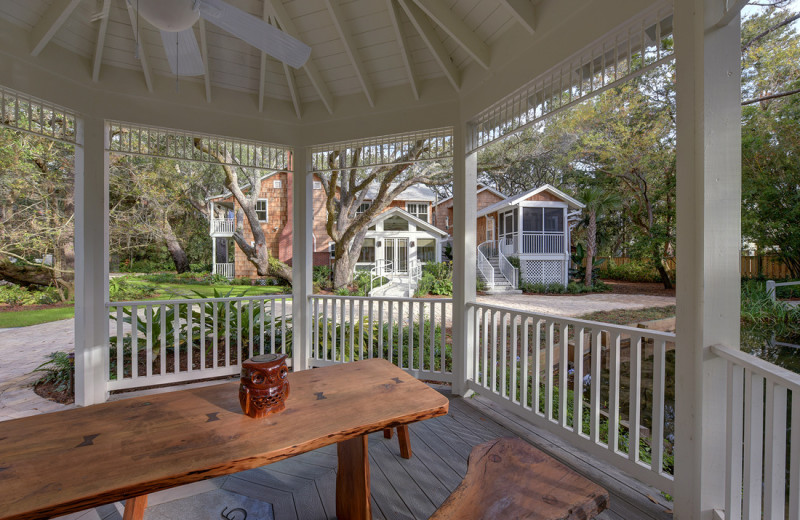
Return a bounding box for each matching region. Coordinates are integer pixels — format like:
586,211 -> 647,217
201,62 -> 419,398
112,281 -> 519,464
107,121 -> 292,171
0,85 -> 77,144
467,1 -> 673,152
523,260 -> 563,285
309,127 -> 453,173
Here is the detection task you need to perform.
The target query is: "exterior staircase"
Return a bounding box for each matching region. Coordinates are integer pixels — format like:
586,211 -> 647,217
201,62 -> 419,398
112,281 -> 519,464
480,256 -> 521,293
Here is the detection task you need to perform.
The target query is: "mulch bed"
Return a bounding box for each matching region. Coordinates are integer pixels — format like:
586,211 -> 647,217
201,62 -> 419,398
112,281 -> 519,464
33,380 -> 74,405
0,303 -> 71,313
601,280 -> 676,297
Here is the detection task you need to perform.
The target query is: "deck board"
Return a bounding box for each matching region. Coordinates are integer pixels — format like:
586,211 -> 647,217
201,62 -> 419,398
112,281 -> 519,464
54,386 -> 672,520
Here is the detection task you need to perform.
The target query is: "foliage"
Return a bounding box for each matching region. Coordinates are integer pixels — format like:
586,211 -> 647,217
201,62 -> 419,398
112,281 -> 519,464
313,265 -> 333,291
0,305 -> 74,328
108,276 -> 157,302
570,243 -> 606,284
34,352 -> 73,393
506,256 -> 521,269
601,261 -> 662,283
520,282 -> 567,294
476,277 -> 487,292
741,280 -> 800,329
0,284 -> 61,306
415,262 -> 453,297
578,305 -> 676,326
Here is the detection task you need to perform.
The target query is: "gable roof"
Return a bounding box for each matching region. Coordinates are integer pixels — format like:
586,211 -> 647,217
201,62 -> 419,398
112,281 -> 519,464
368,208 -> 448,237
205,172 -> 280,202
477,184 -> 585,217
363,183 -> 436,202
434,183 -> 507,207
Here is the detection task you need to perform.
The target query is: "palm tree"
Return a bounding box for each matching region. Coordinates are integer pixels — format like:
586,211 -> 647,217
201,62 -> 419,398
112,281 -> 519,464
579,186 -> 622,286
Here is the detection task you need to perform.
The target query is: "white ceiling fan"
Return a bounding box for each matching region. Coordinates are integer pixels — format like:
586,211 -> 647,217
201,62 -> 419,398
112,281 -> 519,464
127,0 -> 311,76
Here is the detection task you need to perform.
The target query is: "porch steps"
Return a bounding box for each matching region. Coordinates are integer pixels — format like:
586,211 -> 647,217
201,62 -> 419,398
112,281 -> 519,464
479,256 -> 521,293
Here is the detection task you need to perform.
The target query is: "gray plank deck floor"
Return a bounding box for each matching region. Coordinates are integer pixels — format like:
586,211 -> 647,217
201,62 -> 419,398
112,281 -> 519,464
55,387 -> 673,520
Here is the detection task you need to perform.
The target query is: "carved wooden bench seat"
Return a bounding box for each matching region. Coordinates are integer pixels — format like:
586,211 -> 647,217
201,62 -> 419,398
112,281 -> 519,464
429,438 -> 610,520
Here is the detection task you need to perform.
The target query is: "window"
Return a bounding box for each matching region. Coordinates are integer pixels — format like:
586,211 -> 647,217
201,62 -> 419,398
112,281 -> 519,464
273,180 -> 282,189
358,238 -> 375,263
417,238 -> 436,263
445,216 -> 449,230
383,215 -> 409,231
329,242 -> 335,259
255,199 -> 268,222
407,203 -> 428,222
313,181 -> 322,190
356,202 -> 370,216
522,207 -> 564,232
544,208 -> 563,232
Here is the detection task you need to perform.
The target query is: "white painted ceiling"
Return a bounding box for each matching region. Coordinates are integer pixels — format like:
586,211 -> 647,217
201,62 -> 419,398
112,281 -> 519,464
0,0 -> 530,117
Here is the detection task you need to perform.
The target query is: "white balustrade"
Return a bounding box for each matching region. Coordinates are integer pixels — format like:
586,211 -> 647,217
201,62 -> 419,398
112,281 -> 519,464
211,218 -> 235,234
711,344 -> 800,520
106,295 -> 291,391
309,295 -> 453,382
522,232 -> 564,254
477,241 -> 495,287
468,302 -> 675,493
215,262 -> 235,279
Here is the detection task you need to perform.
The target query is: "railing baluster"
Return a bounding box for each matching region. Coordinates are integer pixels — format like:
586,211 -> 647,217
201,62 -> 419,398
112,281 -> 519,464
511,314 -> 518,404
418,301 -> 424,372
573,327 -> 585,436
235,301 -> 242,365
199,302 -> 206,370
545,321 -> 554,421
559,323 -> 568,428
609,332 -> 621,453
368,299 -> 374,359
146,304 -> 153,378
259,299 -> 265,356
790,387 -> 800,519
313,297 -> 319,359
725,361 -> 744,520
339,299 -> 346,362
388,300 -> 394,364
492,310 -> 499,393
248,300 -> 254,360
131,305 -> 138,379
590,330 -> 602,443
224,301 -> 230,368
651,339 -> 666,473
522,317 -> 530,410
323,297 -> 329,361
440,300 -> 446,374
629,336 -> 642,461
212,302 -> 218,368
281,298 -> 287,355
271,299 -> 277,354
349,298 -> 355,362
743,371 -> 765,519
764,380 -> 787,520
379,300 -> 385,360
116,306 -> 123,381
501,312 -> 508,398
398,300 -> 405,369
534,320 -> 542,416
359,299 -> 364,361
187,302 -> 194,373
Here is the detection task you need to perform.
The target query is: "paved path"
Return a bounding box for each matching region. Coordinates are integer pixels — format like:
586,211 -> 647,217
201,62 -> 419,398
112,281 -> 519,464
0,292 -> 674,421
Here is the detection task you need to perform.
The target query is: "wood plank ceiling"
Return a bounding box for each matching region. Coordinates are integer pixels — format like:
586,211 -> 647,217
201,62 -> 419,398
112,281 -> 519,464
0,0 -> 537,118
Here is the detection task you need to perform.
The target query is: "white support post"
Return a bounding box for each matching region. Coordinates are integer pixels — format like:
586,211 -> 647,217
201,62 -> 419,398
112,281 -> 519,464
674,2 -> 741,519
452,125 -> 476,395
291,148 -> 313,371
212,237 -> 217,275
74,117 -> 109,406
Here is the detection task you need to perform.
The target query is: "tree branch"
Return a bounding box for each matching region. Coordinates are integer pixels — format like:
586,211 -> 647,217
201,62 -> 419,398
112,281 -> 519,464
742,87 -> 800,105
742,12 -> 800,52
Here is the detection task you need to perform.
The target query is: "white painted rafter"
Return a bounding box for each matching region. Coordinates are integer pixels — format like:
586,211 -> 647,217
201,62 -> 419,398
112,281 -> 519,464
397,0 -> 460,92
714,0 -> 749,28
266,0 -> 334,115
498,0 -> 536,35
284,63 -> 302,119
91,0 -> 111,82
30,0 -> 82,56
410,0 -> 490,69
258,3 -> 269,112
323,0 -> 376,107
386,0 -> 419,100
126,2 -> 154,93
198,19 -> 211,103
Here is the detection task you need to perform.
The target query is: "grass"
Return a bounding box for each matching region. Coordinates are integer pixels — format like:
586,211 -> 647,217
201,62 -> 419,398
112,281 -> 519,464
0,305 -> 75,328
0,283 -> 291,328
577,305 -> 676,325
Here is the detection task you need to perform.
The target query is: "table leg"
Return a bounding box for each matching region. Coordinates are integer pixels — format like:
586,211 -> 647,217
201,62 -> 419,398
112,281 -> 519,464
397,424 -> 412,459
383,428 -> 393,439
122,495 -> 148,520
336,435 -> 371,520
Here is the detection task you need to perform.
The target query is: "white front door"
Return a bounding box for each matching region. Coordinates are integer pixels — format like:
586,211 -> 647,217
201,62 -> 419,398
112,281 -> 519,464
384,238 -> 409,273
486,217 -> 495,242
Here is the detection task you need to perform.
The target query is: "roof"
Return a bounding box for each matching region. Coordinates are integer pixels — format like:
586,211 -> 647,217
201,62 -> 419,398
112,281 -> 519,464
368,208 -> 448,237
477,184 -> 585,217
363,183 -> 436,203
434,184 -> 507,207
205,172 -> 279,201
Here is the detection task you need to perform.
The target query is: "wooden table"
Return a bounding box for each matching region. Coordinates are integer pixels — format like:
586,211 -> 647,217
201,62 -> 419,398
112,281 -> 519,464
0,359 -> 449,520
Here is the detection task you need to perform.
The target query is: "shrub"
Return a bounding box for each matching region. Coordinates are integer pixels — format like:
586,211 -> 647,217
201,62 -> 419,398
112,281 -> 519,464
741,279 -> 800,328
0,284 -> 37,306
189,263 -> 211,273
506,256 -> 521,269
313,265 -> 333,290
602,261 -> 662,283
34,352 -> 73,393
232,277 -> 252,285
109,276 -> 157,301
476,277 -> 487,292
416,262 -> 453,296
520,282 -> 566,294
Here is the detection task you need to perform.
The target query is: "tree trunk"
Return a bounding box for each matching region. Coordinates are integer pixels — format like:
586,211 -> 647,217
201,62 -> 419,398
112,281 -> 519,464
332,245 -> 360,290
656,262 -> 673,290
163,222 -> 190,273
0,260 -> 67,288
584,212 -> 597,286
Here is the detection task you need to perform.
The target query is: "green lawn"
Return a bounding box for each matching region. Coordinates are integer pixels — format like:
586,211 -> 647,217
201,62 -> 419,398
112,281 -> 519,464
0,305 -> 75,328
0,283 -> 291,328
577,305 -> 676,325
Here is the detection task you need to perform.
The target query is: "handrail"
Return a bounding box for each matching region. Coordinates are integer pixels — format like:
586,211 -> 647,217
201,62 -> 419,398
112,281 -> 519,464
498,249 -> 518,288
407,260 -> 423,296
766,279 -> 800,301
477,241 -> 495,287
370,259 -> 393,294
710,343 -> 800,392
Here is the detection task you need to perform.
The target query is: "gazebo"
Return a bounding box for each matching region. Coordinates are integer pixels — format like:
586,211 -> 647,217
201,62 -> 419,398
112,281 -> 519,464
0,0 -> 780,518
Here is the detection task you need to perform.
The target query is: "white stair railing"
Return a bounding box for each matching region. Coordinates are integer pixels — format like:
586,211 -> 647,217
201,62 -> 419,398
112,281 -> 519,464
498,250 -> 518,288
369,259 -> 393,294
477,241 -> 496,287
407,260 -> 423,296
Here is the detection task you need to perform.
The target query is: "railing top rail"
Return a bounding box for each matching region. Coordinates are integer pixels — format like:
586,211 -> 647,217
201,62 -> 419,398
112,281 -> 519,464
468,301 -> 676,340
521,231 -> 564,235
772,280 -> 800,287
310,294 -> 453,304
710,344 -> 800,392
106,294 -> 291,307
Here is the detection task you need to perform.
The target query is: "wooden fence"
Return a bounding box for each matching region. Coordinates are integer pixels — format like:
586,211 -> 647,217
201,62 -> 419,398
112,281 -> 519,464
594,255 -> 791,279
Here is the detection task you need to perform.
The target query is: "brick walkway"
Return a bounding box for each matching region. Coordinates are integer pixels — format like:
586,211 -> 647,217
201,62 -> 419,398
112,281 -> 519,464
0,292 -> 675,421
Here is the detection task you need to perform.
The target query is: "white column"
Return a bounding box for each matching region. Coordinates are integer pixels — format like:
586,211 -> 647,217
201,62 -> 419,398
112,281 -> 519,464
74,117 -> 109,406
291,148 -> 313,371
212,237 -> 217,275
673,2 -> 741,518
452,125 -> 476,395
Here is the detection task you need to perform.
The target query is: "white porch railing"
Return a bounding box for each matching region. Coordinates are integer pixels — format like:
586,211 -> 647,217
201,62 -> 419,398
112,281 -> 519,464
106,295 -> 291,391
498,249 -> 518,288
369,259 -> 393,294
766,279 -> 800,302
522,232 -> 564,254
499,233 -> 517,256
211,218 -> 235,234
711,344 -> 800,520
467,302 -> 675,493
477,241 -> 495,287
408,260 -> 423,296
215,262 -> 235,279
309,295 -> 453,382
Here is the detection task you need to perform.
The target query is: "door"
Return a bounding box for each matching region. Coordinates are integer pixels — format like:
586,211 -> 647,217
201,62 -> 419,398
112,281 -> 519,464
486,217 -> 495,243
384,238 -> 409,273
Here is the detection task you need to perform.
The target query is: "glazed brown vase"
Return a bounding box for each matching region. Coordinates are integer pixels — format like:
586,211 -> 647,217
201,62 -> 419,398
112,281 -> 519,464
238,353 -> 290,418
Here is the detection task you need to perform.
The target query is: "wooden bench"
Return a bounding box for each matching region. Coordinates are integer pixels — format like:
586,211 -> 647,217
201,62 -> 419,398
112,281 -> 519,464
430,438 -> 609,520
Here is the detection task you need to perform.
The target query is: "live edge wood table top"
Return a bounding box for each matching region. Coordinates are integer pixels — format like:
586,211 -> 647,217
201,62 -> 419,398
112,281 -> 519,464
0,359 -> 449,520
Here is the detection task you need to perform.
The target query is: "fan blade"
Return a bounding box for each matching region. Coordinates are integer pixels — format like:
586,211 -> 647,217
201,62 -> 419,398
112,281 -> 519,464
161,28 -> 205,76
198,0 -> 311,69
